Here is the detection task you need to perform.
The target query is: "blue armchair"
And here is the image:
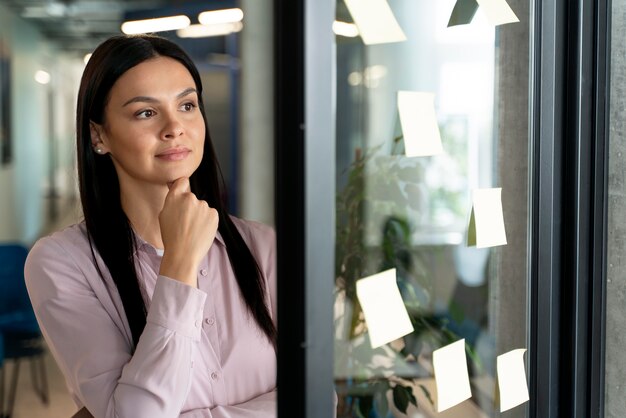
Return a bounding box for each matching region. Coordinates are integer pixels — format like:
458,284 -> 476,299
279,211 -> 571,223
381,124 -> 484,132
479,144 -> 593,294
0,244 -> 48,418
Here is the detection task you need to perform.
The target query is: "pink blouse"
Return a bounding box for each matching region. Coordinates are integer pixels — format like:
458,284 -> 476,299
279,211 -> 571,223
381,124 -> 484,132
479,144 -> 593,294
24,217 -> 277,418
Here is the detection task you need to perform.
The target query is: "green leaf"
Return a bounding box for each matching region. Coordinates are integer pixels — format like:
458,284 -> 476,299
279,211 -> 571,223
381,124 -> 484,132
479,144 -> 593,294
419,384 -> 435,406
407,387 -> 417,407
392,385 -> 411,414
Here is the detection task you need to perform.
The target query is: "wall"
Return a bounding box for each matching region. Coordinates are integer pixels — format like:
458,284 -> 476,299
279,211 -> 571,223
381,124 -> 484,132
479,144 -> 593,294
0,4 -> 81,244
605,1 -> 626,416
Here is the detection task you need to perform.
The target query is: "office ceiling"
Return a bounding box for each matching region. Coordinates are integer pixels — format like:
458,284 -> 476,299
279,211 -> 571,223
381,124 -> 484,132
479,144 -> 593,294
0,0 -> 170,55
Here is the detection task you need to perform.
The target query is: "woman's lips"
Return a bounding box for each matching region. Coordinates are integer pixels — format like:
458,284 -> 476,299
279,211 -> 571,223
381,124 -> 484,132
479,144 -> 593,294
156,148 -> 191,161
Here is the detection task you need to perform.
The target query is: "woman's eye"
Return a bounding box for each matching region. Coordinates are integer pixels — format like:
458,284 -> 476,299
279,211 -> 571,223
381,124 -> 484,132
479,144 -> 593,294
181,102 -> 196,112
136,109 -> 155,119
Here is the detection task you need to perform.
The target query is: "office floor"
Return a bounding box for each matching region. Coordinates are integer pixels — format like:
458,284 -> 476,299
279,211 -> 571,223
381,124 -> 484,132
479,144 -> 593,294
4,346 -> 78,418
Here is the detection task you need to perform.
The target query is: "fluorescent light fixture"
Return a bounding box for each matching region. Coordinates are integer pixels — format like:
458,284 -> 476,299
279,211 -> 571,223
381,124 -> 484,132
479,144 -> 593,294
121,15 -> 190,35
34,70 -> 50,85
198,8 -> 243,25
333,21 -> 359,37
177,22 -> 243,38
83,53 -> 92,64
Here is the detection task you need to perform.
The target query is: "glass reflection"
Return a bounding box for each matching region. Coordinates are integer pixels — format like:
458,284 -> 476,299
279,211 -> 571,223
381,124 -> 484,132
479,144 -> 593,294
334,0 -> 529,416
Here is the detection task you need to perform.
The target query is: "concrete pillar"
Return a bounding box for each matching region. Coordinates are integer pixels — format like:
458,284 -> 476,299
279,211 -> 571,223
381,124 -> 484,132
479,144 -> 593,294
606,2 -> 626,416
239,0 -> 275,225
492,1 -> 530,417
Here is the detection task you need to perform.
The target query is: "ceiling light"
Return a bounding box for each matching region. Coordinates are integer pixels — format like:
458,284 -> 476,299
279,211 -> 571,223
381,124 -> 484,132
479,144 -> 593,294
177,22 -> 243,38
121,15 -> 190,35
333,21 -> 359,38
34,70 -> 50,85
198,8 -> 244,25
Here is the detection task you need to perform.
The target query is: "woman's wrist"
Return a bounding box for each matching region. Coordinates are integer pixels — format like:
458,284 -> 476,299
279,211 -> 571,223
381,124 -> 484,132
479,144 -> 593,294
159,252 -> 199,287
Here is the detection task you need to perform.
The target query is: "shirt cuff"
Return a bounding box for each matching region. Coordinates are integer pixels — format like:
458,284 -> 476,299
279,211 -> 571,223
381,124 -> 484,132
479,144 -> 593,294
146,275 -> 207,341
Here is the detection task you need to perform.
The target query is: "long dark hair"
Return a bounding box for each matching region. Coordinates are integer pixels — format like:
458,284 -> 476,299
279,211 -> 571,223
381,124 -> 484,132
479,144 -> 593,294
77,34 -> 276,348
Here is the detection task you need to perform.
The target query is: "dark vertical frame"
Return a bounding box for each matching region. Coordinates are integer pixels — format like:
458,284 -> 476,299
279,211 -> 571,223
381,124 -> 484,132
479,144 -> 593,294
528,1 -> 565,415
589,1 -> 610,414
275,0 -> 306,413
529,0 -> 610,416
275,0 -> 335,416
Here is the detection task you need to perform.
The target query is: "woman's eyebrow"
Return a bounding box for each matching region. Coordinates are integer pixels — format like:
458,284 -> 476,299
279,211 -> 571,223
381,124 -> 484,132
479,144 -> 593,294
177,87 -> 198,99
122,87 -> 198,107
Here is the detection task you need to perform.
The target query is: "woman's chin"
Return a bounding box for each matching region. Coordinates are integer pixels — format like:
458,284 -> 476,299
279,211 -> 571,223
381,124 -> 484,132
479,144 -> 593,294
163,168 -> 195,183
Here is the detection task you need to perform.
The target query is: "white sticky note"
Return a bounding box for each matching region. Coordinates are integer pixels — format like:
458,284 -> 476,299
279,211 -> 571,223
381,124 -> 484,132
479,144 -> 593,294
398,91 -> 444,157
476,0 -> 519,26
344,0 -> 407,45
432,339 -> 472,412
467,187 -> 507,248
497,349 -> 529,412
356,269 -> 414,348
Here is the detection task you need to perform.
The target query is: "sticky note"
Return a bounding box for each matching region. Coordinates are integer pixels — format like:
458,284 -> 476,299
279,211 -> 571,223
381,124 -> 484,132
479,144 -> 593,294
448,0 -> 480,27
344,0 -> 407,45
467,187 -> 507,248
398,91 -> 443,157
476,0 -> 519,26
356,269 -> 414,348
497,349 -> 529,412
432,339 -> 472,412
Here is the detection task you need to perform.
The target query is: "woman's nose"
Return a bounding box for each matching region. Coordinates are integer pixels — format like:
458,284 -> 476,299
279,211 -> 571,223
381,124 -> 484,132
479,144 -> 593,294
161,113 -> 184,140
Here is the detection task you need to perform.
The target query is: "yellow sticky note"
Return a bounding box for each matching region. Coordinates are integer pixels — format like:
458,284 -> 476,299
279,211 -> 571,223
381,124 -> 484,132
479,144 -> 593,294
356,269 -> 414,348
497,349 -> 529,412
344,0 -> 407,45
467,187 -> 507,248
433,339 -> 472,412
476,0 -> 519,26
398,91 -> 444,157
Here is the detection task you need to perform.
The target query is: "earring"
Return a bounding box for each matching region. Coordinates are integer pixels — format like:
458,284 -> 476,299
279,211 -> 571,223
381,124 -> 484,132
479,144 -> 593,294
95,147 -> 103,154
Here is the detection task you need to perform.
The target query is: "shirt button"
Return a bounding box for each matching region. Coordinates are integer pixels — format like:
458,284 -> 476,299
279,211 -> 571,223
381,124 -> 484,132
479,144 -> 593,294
195,319 -> 201,328
205,317 -> 215,326
200,269 -> 208,277
211,372 -> 219,380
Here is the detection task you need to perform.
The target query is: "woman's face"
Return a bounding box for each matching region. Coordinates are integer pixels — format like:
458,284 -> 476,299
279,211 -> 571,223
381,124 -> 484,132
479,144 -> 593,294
91,56 -> 205,190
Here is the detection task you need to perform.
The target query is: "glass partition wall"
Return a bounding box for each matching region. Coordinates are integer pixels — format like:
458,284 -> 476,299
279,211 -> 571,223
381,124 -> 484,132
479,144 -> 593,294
275,0 -> 613,416
333,1 -> 530,416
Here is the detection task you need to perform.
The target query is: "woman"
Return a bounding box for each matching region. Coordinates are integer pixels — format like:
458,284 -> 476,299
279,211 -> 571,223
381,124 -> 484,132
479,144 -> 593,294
24,34 -> 277,418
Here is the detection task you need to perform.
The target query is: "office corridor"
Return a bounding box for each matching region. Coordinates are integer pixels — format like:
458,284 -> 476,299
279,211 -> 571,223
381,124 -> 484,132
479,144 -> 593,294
5,345 -> 76,418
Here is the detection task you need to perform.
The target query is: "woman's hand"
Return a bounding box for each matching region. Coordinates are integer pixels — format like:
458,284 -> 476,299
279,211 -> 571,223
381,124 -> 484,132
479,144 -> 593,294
158,177 -> 219,287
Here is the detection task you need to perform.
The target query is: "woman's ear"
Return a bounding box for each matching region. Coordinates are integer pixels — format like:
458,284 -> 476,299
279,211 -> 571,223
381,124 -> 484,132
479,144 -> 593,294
90,122 -> 110,155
